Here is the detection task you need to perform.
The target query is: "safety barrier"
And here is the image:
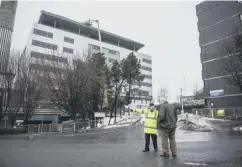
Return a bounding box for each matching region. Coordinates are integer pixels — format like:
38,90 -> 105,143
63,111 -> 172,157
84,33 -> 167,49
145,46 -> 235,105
191,107 -> 242,120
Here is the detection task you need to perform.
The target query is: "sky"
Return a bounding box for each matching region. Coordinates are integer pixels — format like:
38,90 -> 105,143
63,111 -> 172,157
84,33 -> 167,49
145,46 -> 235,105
10,0 -> 203,103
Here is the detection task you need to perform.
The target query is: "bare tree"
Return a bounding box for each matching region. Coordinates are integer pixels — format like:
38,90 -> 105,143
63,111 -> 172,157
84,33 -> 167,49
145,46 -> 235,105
43,52 -> 108,125
0,50 -> 42,127
220,34 -> 242,92
158,87 -> 169,104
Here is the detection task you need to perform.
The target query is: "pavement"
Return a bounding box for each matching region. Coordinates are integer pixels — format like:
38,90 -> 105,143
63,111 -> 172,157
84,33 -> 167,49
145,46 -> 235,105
1,118 -> 242,167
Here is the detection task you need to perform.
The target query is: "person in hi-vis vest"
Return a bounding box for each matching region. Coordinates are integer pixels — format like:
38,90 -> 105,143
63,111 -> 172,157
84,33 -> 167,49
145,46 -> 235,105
133,103 -> 159,152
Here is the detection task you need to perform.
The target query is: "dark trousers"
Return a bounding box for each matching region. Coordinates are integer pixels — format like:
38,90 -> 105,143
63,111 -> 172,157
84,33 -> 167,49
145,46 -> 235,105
145,133 -> 158,150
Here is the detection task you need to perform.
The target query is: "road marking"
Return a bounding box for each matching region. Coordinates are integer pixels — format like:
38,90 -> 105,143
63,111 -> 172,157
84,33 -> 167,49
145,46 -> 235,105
20,148 -> 25,151
184,162 -> 207,166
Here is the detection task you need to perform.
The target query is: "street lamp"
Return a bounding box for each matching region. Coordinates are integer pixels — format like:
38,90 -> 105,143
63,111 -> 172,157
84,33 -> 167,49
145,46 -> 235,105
183,77 -> 186,96
85,19 -> 102,53
85,19 -> 107,109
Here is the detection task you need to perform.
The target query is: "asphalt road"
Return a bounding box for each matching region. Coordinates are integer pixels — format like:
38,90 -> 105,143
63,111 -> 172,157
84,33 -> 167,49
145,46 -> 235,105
1,121 -> 242,167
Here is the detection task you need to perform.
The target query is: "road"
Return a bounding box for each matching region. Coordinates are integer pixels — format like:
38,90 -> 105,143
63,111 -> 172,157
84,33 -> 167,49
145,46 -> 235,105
1,121 -> 242,167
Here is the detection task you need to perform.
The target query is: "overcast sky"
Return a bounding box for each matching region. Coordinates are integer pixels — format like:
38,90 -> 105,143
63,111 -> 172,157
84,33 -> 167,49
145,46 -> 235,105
11,0 -> 202,103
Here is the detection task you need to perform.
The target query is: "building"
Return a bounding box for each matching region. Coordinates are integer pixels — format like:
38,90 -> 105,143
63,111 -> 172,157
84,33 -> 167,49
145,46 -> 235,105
24,10 -> 153,110
0,0 -> 18,71
196,1 -> 242,108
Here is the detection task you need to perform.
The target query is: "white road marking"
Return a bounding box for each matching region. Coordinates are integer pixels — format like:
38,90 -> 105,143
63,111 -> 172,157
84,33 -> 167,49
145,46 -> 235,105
184,162 -> 207,166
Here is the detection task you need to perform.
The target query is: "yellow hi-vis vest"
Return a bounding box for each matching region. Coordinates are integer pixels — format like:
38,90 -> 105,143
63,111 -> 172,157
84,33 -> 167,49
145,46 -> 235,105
134,109 -> 159,134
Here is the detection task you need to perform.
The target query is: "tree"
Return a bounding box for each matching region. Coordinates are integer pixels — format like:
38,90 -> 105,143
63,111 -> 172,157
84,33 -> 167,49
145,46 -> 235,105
122,52 -> 144,115
193,85 -> 203,100
0,50 -> 42,127
108,61 -> 125,124
220,34 -> 242,92
44,52 -> 108,125
158,87 -> 169,105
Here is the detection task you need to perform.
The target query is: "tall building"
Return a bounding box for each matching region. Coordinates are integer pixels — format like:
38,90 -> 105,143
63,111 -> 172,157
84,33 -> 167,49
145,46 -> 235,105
196,1 -> 242,108
24,10 -> 153,109
0,0 -> 18,72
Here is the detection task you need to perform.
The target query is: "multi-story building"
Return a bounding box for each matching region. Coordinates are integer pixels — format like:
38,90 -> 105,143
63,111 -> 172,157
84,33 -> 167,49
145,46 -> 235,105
24,10 -> 153,110
0,0 -> 18,71
196,1 -> 242,108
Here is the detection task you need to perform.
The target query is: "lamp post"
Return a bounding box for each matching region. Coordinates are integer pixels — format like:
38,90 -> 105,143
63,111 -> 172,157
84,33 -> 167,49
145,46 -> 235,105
85,19 -> 108,109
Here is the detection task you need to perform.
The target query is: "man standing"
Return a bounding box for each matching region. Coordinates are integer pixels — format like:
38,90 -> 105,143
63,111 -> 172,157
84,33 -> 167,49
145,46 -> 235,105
133,103 -> 159,152
158,101 -> 178,157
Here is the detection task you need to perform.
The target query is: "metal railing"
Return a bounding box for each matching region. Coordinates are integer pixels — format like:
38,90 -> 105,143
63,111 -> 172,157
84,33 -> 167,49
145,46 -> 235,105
27,120 -> 105,134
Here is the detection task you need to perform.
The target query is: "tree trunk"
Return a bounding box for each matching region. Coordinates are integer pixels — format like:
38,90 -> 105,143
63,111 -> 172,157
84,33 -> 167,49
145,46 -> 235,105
114,101 -> 117,123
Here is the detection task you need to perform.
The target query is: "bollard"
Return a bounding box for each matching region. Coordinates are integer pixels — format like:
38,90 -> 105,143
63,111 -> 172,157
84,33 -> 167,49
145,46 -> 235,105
185,113 -> 188,124
196,110 -> 198,120
210,109 -> 214,118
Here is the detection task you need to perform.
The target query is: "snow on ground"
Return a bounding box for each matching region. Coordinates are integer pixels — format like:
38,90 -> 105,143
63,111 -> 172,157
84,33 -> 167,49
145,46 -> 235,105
103,123 -> 133,129
101,113 -> 139,129
179,113 -> 230,127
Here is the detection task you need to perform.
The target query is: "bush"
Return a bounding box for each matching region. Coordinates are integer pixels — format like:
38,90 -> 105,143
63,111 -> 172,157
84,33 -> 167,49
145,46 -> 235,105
0,127 -> 27,135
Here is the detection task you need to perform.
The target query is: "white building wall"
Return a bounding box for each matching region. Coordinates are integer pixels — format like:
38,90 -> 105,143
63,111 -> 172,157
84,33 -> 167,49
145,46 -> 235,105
25,23 -> 152,109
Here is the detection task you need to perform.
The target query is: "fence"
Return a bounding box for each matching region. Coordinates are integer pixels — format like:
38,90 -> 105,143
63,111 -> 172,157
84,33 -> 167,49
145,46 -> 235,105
192,107 -> 242,119
27,120 -> 105,134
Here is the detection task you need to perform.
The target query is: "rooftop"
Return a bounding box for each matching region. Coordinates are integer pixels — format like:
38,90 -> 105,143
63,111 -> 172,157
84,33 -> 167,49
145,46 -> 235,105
38,10 -> 145,51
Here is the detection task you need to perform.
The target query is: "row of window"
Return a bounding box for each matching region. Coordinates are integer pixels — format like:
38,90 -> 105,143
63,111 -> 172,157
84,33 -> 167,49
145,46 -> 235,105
143,74 -> 152,79
34,29 -> 53,38
32,40 -> 58,50
91,44 -> 118,55
30,51 -> 68,63
141,82 -> 152,87
142,58 -> 152,64
63,47 -> 74,54
141,66 -> 152,72
33,28 -> 75,44
108,58 -> 117,63
32,40 -> 74,55
64,37 -> 74,44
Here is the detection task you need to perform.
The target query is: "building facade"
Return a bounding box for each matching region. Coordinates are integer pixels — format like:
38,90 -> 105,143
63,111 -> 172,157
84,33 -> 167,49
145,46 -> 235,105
196,1 -> 242,108
24,10 -> 153,110
0,1 -> 18,72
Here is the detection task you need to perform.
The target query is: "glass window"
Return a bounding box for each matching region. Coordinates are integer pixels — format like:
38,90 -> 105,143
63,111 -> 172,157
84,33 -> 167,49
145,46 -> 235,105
33,29 -> 53,38
141,66 -> 152,72
64,37 -> 74,44
109,50 -> 117,55
32,40 -> 57,50
141,82 -> 152,87
108,58 -> 116,63
30,51 -> 67,63
142,58 -> 152,64
144,74 -> 152,79
63,47 -> 74,54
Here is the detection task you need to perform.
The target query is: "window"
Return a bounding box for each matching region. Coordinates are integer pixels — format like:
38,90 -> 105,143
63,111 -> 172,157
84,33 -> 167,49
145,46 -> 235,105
141,82 -> 152,87
108,58 -> 116,63
91,45 -> 100,51
30,51 -> 67,63
109,49 -> 117,55
141,99 -> 143,104
63,47 -> 74,54
142,58 -> 152,64
144,74 -> 152,79
33,29 -> 53,38
32,40 -> 57,50
139,90 -> 149,96
141,66 -> 152,72
240,14 -> 242,21
64,37 -> 74,44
